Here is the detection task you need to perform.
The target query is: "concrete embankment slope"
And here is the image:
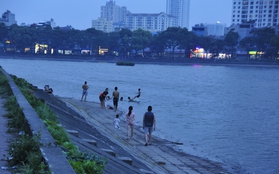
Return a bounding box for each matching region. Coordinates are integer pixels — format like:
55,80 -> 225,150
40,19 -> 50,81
0,68 -> 76,174
34,88 -> 232,174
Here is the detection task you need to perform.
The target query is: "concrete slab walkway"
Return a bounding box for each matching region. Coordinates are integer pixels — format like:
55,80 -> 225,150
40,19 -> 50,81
59,97 -> 231,174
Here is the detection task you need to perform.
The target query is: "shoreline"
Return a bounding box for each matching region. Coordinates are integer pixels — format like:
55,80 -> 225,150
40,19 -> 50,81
54,95 -> 235,173
0,54 -> 279,67
33,86 -> 237,173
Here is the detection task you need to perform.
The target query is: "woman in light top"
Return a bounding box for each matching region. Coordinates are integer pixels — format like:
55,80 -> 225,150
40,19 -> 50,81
126,106 -> 135,140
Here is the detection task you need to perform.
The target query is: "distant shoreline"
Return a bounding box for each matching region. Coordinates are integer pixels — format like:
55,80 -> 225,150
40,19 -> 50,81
0,54 -> 279,67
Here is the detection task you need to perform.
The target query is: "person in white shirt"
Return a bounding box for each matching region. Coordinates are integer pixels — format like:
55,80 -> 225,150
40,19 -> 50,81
113,114 -> 120,129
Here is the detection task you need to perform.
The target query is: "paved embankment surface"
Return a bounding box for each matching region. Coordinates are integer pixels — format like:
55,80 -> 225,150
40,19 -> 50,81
34,89 -> 233,174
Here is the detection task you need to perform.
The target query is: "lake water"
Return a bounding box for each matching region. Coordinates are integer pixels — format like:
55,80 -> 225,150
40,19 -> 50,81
1,58 -> 279,174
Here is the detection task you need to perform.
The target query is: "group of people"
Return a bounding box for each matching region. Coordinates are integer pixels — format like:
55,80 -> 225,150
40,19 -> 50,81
80,81 -> 155,146
113,105 -> 156,146
80,81 -> 141,111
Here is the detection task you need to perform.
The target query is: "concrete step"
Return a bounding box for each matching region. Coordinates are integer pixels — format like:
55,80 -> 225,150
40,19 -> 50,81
101,148 -> 116,157
83,139 -> 97,146
66,130 -> 79,137
117,156 -> 133,165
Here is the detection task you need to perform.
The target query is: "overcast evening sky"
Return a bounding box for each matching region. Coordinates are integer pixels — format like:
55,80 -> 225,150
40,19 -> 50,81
0,0 -> 232,30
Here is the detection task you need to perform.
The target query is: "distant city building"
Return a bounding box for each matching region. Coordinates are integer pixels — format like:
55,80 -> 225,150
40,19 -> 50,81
192,22 -> 226,37
100,0 -> 129,25
206,22 -> 226,36
37,19 -> 56,28
126,12 -> 176,32
93,1 -> 176,33
92,18 -> 114,33
166,0 -> 190,29
0,10 -> 16,26
20,18 -> 56,28
93,0 -> 130,32
59,25 -> 73,31
192,24 -> 206,36
232,0 -> 279,28
225,21 -> 255,40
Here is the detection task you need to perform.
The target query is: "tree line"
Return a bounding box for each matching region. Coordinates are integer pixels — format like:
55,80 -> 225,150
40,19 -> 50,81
0,22 -> 278,60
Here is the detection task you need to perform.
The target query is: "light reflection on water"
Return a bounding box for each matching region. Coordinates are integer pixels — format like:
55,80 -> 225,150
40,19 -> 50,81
1,58 -> 279,174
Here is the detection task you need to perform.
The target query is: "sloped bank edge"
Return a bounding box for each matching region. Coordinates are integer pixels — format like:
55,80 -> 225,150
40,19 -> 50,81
0,68 -> 75,174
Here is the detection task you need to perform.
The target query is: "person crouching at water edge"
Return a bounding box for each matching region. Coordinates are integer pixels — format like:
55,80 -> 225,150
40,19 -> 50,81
99,88 -> 109,109
44,85 -> 53,94
126,106 -> 135,140
143,105 -> 156,146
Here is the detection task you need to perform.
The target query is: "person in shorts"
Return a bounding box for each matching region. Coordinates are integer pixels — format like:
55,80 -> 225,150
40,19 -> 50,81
81,81 -> 89,101
112,87 -> 120,112
142,105 -> 156,146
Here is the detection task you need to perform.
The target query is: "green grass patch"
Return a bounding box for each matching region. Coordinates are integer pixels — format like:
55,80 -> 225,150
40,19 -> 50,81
10,74 -> 107,173
0,70 -> 50,173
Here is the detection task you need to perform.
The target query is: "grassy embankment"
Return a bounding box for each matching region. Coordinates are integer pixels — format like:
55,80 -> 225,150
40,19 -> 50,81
0,70 -> 106,174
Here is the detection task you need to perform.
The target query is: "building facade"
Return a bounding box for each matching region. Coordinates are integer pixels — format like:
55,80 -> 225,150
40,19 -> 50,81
91,18 -> 114,33
192,22 -> 226,37
100,0 -> 129,24
126,12 -> 176,32
192,24 -> 206,36
206,22 -> 226,36
166,0 -> 190,29
225,22 -> 255,40
232,0 -> 279,27
93,0 -> 130,32
0,10 -> 16,26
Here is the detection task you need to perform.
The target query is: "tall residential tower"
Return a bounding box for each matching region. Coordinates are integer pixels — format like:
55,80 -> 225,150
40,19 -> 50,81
100,0 -> 129,24
166,0 -> 190,29
232,0 -> 279,27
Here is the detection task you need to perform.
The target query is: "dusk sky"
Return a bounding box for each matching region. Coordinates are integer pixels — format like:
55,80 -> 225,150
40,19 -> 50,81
1,0 -> 232,30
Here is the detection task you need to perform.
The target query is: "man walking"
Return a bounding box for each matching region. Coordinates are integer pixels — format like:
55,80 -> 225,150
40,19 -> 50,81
142,106 -> 156,146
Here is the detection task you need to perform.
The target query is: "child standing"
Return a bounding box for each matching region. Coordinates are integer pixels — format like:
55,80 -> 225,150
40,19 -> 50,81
113,114 -> 120,129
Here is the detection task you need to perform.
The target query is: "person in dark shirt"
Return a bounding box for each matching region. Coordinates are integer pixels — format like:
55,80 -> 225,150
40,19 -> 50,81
142,105 -> 156,146
112,87 -> 120,112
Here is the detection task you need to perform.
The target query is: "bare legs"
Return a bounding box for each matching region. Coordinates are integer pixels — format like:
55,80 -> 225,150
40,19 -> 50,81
101,100 -> 106,108
81,93 -> 87,102
144,132 -> 152,146
126,126 -> 134,139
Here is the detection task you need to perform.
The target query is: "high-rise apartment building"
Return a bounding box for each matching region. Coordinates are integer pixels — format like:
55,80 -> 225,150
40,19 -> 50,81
0,10 -> 16,26
93,1 -> 176,32
166,0 -> 190,29
92,18 -> 114,33
93,1 -> 130,32
232,0 -> 279,27
100,0 -> 129,24
126,12 -> 176,32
